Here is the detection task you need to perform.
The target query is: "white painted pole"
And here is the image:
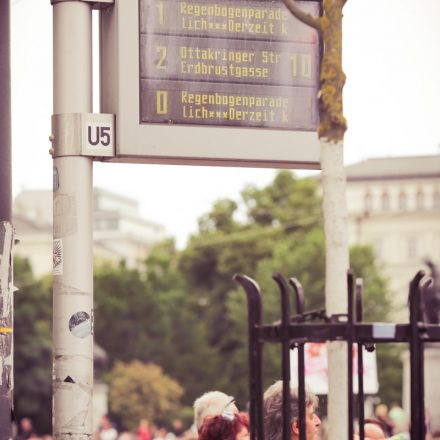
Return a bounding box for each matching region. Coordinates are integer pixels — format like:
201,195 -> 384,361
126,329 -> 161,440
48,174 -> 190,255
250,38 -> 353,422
321,140 -> 349,440
52,1 -> 94,438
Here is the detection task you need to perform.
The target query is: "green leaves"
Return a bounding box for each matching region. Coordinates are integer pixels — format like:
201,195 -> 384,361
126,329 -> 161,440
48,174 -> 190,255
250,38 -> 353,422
94,242 -> 219,411
350,245 -> 390,322
108,361 -> 184,430
14,256 -> 52,434
13,170 -> 397,429
198,199 -> 239,233
242,171 -> 322,228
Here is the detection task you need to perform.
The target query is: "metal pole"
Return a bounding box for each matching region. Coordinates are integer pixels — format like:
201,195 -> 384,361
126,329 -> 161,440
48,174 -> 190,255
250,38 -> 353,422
347,271 -> 354,440
409,272 -> 425,440
272,274 -> 291,440
52,1 -> 94,438
0,1 -> 14,438
290,278 -> 305,440
234,275 -> 264,440
356,279 -> 365,440
0,0 -> 11,220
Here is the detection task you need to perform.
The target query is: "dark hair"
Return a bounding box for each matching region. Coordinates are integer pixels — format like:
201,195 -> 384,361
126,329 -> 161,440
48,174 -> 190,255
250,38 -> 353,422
198,412 -> 249,440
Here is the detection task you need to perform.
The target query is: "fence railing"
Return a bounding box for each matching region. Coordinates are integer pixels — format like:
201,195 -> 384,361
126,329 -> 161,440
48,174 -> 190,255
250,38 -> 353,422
234,270 -> 440,440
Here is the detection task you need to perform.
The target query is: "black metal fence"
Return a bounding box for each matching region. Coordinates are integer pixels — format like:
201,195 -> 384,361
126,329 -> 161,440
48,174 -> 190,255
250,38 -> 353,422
234,270 -> 440,440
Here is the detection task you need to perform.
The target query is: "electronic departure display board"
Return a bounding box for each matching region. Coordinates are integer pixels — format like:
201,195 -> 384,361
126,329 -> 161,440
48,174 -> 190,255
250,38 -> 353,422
100,0 -> 321,168
139,0 -> 320,130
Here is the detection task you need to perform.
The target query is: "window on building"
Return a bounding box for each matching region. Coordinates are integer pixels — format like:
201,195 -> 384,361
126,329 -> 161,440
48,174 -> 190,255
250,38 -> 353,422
434,190 -> 440,209
398,192 -> 407,211
407,237 -> 417,259
381,191 -> 390,211
106,218 -> 118,229
95,217 -> 118,230
364,192 -> 372,213
416,190 -> 424,210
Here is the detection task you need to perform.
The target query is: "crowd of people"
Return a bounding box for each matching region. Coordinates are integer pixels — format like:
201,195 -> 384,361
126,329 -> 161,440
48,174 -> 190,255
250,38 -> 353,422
14,381 -> 437,440
94,415 -> 193,440
96,381 -> 321,440
351,401 -> 439,440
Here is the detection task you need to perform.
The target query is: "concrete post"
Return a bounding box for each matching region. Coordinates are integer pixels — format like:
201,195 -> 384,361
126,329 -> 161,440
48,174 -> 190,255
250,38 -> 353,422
52,1 -> 94,438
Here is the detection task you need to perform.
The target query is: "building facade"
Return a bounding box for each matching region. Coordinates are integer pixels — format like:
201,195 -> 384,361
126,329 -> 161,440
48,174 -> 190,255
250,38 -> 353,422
13,187 -> 167,276
346,155 -> 440,429
345,155 -> 440,322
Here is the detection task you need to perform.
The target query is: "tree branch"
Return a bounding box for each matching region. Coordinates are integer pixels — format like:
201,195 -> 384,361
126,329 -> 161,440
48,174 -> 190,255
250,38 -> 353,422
282,0 -> 322,33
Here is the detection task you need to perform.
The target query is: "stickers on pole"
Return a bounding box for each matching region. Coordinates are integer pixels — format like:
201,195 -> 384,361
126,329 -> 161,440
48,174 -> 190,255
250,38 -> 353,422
53,239 -> 63,275
53,194 -> 77,238
69,311 -> 92,338
53,166 -> 59,192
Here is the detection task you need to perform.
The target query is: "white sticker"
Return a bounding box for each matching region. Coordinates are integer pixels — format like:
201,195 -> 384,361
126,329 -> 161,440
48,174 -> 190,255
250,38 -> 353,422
85,122 -> 113,150
372,323 -> 396,339
81,114 -> 115,157
69,312 -> 91,338
53,239 -> 63,275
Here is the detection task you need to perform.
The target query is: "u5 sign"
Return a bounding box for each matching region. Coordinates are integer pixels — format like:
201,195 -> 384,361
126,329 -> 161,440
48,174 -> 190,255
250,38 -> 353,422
51,113 -> 115,158
82,114 -> 115,157
86,124 -> 112,148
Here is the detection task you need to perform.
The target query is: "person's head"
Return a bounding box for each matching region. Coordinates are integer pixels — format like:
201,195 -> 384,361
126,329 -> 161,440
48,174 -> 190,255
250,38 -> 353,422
139,418 -> 150,428
263,381 -> 320,440
100,415 -> 113,429
198,412 -> 249,440
172,419 -> 183,431
194,391 -> 238,430
20,418 -> 33,432
363,422 -> 387,439
375,404 -> 389,418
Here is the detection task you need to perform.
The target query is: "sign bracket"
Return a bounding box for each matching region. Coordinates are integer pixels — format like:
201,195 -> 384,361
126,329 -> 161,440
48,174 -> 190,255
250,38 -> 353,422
51,0 -> 114,10
50,113 -> 115,159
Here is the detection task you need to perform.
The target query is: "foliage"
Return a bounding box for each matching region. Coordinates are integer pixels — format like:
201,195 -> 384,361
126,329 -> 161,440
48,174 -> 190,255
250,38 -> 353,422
13,170 -> 398,429
107,360 -> 183,431
178,171 -> 393,407
376,344 -> 405,406
13,256 -> 52,435
94,240 -> 218,408
349,246 -> 400,404
349,245 -> 390,322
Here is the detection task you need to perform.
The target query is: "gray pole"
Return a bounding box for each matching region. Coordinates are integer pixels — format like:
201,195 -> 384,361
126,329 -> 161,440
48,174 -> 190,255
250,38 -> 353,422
52,1 -> 94,438
0,0 -> 11,221
0,1 -> 14,439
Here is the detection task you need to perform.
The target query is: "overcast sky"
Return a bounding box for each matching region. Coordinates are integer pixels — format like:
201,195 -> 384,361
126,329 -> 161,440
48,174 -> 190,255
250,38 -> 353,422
11,0 -> 440,247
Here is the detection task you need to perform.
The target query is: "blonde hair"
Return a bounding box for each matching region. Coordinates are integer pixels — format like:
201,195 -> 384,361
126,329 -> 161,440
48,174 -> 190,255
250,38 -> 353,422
193,391 -> 235,430
375,404 -> 389,418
